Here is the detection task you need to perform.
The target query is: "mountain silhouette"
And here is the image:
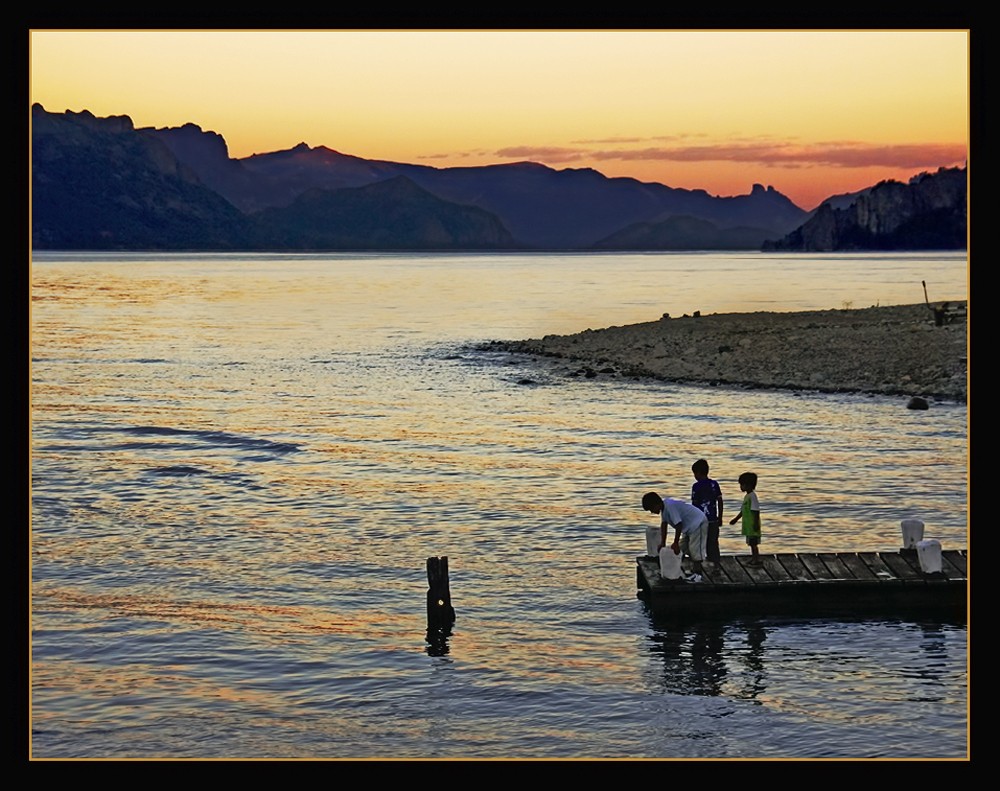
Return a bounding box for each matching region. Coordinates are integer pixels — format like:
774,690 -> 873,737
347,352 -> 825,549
31,104 -> 966,252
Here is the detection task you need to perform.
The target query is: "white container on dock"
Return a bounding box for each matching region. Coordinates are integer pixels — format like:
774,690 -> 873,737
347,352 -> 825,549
645,526 -> 661,558
917,539 -> 943,574
659,546 -> 684,580
901,519 -> 925,549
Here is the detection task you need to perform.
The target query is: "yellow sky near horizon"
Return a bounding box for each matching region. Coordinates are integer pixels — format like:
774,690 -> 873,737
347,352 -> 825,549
29,29 -> 969,210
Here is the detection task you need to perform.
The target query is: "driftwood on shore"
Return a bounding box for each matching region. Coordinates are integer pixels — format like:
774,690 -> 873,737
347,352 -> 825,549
482,302 -> 967,402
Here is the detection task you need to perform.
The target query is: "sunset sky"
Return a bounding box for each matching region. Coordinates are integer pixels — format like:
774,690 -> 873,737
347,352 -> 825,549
29,29 -> 969,211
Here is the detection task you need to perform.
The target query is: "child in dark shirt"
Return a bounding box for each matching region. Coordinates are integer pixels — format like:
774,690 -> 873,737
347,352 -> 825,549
691,459 -> 723,563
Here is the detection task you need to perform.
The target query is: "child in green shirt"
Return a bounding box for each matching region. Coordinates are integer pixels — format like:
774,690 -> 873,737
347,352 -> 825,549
729,471 -> 761,566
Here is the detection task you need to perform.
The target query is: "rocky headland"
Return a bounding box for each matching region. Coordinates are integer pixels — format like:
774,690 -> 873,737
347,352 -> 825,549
480,302 -> 968,403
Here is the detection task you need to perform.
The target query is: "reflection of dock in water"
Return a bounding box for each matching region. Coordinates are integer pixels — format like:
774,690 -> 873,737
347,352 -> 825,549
636,549 -> 967,619
642,609 -> 959,705
645,615 -> 767,700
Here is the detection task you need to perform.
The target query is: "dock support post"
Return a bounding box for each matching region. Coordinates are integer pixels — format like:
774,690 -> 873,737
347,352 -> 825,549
426,556 -> 456,633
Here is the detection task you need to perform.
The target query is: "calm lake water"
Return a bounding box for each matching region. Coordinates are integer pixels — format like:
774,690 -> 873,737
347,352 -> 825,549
29,251 -> 969,760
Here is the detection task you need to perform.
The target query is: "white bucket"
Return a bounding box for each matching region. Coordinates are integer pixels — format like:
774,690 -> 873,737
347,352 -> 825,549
645,526 -> 661,557
917,539 -> 943,574
901,519 -> 925,549
659,546 -> 684,580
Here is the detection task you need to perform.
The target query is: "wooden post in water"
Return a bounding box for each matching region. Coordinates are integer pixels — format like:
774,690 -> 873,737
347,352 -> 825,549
426,556 -> 456,633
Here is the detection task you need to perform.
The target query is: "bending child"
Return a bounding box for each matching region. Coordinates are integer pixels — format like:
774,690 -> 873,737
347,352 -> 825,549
642,491 -> 709,576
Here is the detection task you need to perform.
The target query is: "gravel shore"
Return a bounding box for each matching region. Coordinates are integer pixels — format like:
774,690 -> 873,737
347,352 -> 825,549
480,302 -> 968,403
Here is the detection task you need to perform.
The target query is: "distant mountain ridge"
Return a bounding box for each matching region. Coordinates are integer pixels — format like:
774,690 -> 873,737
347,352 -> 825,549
762,166 -> 967,251
152,117 -> 809,249
32,106 -> 257,250
589,214 -> 765,251
31,105 -> 516,251
31,104 -> 966,252
253,176 -> 517,250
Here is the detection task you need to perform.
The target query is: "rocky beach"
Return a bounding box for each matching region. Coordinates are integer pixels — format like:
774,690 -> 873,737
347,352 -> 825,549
481,302 -> 968,403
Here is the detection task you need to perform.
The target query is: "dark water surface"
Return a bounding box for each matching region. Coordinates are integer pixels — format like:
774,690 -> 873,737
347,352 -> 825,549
30,252 -> 968,759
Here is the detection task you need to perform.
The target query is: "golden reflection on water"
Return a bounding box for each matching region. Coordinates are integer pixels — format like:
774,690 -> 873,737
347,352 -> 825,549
35,585 -> 419,642
30,254 -> 967,758
30,659 -> 289,721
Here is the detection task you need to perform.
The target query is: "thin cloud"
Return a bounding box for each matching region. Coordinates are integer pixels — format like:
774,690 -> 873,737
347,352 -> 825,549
570,136 -> 646,144
417,148 -> 498,161
430,139 -> 966,173
493,145 -> 587,163
574,133 -> 716,145
585,141 -> 966,169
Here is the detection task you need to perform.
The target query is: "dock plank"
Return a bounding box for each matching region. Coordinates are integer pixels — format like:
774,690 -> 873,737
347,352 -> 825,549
758,556 -> 795,582
857,553 -> 904,585
879,552 -> 925,582
736,556 -> 773,583
798,553 -> 837,580
839,553 -> 880,581
717,556 -> 753,584
702,561 -> 734,585
942,550 -> 966,577
816,553 -> 856,580
775,554 -> 814,581
896,551 -> 925,576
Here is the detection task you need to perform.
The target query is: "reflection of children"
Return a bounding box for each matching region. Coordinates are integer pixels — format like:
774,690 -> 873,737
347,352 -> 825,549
729,472 -> 761,566
691,459 -> 723,563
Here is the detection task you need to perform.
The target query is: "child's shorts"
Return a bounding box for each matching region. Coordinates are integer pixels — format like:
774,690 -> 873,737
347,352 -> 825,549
745,536 -> 760,547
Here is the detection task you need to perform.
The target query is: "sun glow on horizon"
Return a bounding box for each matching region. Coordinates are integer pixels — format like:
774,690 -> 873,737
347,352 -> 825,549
29,29 -> 969,211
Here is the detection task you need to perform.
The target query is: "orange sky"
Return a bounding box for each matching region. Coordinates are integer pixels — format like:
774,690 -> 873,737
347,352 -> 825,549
29,30 -> 969,211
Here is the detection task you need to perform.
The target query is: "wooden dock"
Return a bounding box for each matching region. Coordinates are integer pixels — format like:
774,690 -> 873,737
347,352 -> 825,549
636,549 -> 967,619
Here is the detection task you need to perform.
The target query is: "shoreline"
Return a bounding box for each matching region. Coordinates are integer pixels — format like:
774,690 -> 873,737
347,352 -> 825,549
479,302 -> 968,403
